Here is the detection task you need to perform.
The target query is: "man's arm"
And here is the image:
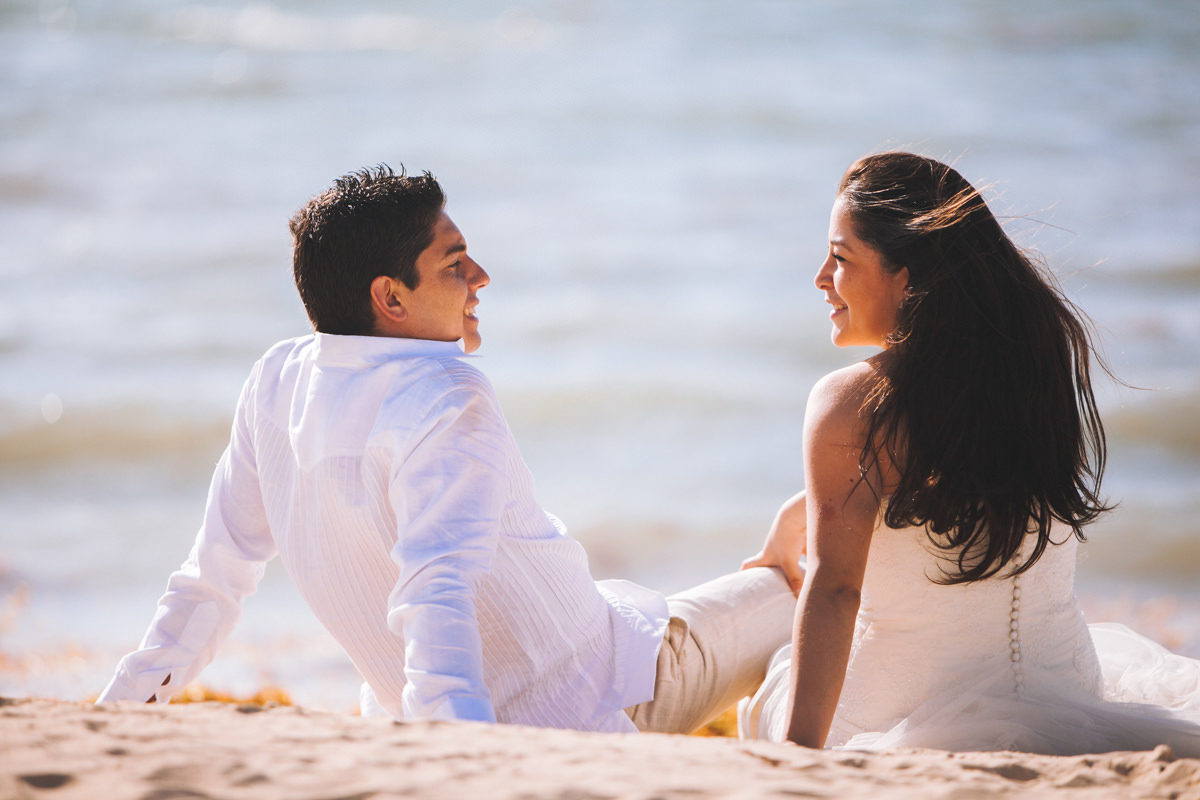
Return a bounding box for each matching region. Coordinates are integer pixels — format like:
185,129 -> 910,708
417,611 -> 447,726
98,367 -> 275,704
385,368 -> 511,723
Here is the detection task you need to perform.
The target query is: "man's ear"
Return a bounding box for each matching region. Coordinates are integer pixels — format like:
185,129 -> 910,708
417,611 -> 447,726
369,275 -> 408,328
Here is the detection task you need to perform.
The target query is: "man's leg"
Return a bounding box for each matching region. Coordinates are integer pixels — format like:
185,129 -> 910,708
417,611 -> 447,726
625,566 -> 795,734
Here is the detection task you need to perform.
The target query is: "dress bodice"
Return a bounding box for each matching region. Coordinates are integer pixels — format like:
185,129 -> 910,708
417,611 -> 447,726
829,522 -> 1102,746
740,517 -> 1200,755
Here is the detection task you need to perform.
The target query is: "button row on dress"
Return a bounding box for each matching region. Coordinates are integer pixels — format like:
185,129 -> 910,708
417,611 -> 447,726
1009,573 -> 1025,697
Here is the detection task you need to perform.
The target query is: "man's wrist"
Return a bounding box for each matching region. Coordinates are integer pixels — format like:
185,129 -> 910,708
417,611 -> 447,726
430,693 -> 496,724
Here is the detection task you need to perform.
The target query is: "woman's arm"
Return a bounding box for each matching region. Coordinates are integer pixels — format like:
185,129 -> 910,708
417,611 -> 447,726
785,365 -> 885,747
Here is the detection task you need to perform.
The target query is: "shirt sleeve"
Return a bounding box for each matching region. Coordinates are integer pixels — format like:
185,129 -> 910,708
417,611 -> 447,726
97,364 -> 277,704
385,372 -> 509,724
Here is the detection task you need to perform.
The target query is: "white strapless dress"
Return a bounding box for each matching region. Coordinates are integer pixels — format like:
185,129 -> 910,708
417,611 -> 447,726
738,523 -> 1200,755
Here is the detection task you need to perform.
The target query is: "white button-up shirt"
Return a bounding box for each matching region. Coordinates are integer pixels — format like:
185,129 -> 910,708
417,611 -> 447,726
99,334 -> 668,732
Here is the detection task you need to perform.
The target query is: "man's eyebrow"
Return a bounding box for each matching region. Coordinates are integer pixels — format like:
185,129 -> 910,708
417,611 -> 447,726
443,241 -> 467,257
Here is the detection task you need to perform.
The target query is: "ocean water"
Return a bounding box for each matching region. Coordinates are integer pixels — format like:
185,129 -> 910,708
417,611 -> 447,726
1,0 -> 1198,710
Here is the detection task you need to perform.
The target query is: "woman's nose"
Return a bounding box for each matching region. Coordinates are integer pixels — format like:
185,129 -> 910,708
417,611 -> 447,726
814,254 -> 834,290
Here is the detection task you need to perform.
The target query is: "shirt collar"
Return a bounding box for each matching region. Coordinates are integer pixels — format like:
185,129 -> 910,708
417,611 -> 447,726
311,332 -> 476,366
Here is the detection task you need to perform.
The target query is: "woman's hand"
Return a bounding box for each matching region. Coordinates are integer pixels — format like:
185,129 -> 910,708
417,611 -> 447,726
742,490 -> 807,596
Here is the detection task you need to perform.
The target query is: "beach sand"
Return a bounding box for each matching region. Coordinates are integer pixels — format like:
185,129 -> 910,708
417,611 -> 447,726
2,697 -> 1198,800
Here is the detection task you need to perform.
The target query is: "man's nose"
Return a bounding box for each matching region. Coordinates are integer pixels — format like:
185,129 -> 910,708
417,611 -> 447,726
471,259 -> 490,288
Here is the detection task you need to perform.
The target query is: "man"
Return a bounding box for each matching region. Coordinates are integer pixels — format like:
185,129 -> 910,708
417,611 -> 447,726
98,166 -> 794,734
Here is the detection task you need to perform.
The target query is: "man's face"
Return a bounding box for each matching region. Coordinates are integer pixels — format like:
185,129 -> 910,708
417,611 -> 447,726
394,212 -> 490,352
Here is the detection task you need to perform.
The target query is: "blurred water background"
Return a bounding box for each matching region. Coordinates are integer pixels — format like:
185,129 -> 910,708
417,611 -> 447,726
2,0 -> 1199,712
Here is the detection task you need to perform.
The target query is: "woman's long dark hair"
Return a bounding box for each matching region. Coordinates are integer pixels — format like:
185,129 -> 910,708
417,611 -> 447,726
841,152 -> 1112,583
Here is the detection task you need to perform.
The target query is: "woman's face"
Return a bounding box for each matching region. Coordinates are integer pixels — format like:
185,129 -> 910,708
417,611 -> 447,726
815,195 -> 910,348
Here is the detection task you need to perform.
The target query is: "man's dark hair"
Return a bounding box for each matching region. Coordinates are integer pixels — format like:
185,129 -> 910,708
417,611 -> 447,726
289,165 -> 446,335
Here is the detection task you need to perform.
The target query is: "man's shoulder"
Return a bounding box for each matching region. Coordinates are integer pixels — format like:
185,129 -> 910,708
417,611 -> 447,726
234,334 -> 314,388
260,334 -> 316,363
370,355 -> 511,450
419,352 -> 495,394
387,354 -> 501,423
250,333 -> 502,418
240,334 -> 313,375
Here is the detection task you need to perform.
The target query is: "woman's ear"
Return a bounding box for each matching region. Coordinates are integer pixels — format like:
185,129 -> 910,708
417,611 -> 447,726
370,275 -> 408,329
894,266 -> 911,307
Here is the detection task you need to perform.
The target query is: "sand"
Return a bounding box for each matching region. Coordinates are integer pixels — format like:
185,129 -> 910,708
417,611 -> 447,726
3,698 -> 1199,800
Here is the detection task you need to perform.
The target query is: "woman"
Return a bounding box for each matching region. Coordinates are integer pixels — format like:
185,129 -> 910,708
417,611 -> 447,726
739,152 -> 1200,755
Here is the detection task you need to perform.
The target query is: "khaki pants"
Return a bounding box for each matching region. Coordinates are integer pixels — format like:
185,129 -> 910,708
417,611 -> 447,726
625,566 -> 795,734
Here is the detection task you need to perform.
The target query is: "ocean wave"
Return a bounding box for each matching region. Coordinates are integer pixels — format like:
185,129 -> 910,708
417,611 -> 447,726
1094,258 -> 1200,288
0,407 -> 230,468
156,5 -> 552,53
1105,387 -> 1200,458
1084,527 -> 1200,586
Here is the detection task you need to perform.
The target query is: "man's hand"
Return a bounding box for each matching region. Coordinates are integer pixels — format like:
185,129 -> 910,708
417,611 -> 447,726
146,674 -> 171,703
741,491 -> 807,596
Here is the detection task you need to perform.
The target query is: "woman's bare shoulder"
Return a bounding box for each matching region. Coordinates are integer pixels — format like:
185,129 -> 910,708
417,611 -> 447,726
805,360 -> 894,511
807,360 -> 880,428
